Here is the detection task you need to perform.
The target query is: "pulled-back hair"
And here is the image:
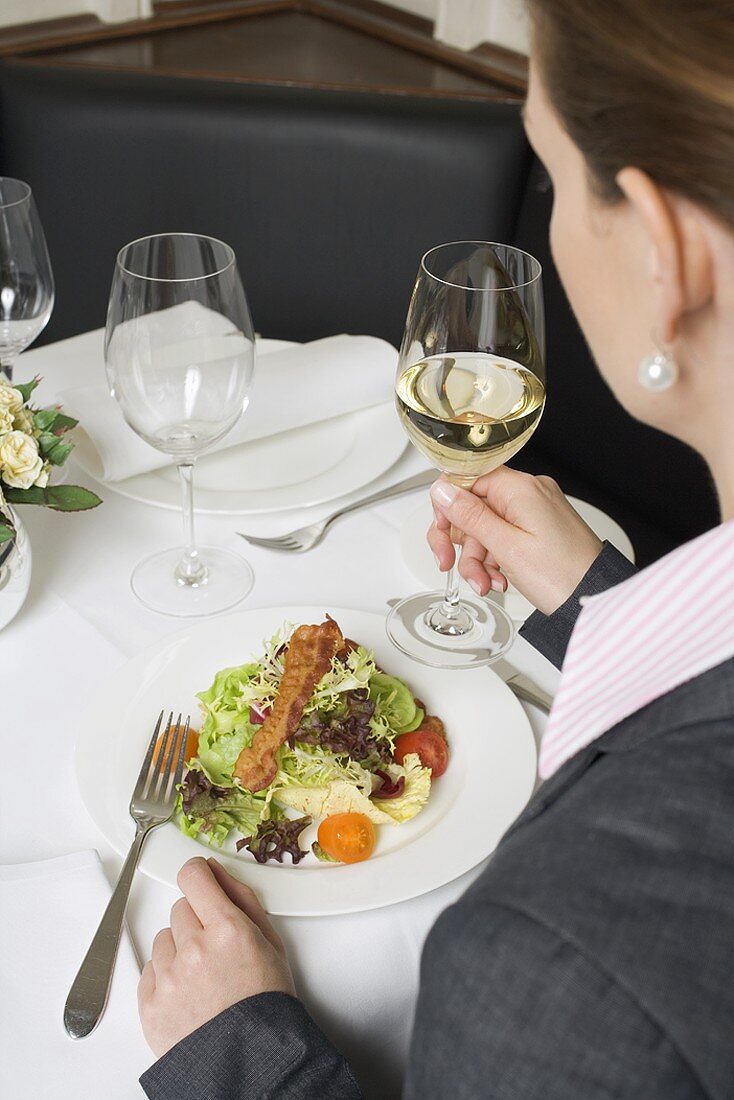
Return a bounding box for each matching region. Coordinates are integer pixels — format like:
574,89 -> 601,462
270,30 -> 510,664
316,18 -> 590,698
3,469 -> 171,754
526,1 -> 734,227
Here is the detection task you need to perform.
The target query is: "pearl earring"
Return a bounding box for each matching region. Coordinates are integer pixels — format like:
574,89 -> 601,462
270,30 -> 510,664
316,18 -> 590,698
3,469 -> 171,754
637,347 -> 679,392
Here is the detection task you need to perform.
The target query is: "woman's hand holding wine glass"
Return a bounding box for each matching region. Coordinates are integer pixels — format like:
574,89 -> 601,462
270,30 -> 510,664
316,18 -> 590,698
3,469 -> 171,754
428,467 -> 604,617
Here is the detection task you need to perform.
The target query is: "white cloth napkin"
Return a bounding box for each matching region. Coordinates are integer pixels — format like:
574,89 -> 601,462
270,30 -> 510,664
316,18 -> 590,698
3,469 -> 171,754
0,851 -> 151,1097
60,321 -> 398,482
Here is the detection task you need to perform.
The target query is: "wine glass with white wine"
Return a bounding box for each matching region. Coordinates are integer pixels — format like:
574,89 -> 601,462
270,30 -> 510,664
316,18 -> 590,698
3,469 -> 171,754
387,241 -> 545,668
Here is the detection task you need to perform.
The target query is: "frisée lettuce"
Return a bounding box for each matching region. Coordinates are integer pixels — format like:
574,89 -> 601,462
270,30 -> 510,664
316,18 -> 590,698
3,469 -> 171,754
275,752 -> 429,825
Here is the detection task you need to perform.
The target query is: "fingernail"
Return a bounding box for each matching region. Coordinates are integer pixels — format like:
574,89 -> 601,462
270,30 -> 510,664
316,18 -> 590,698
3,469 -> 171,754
491,578 -> 505,593
431,480 -> 458,508
469,579 -> 482,596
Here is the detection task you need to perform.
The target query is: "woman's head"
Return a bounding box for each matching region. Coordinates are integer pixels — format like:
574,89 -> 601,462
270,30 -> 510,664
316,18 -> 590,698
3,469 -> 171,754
527,2 -> 734,226
523,0 -> 734,499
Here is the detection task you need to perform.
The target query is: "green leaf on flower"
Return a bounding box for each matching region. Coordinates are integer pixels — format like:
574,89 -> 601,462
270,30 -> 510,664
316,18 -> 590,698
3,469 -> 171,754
0,522 -> 15,544
37,432 -> 73,465
33,408 -> 55,431
33,407 -> 61,431
38,431 -> 60,454
46,485 -> 102,510
4,484 -> 102,511
46,441 -> 74,466
3,486 -> 45,505
34,410 -> 78,438
13,378 -> 39,402
50,412 -> 78,433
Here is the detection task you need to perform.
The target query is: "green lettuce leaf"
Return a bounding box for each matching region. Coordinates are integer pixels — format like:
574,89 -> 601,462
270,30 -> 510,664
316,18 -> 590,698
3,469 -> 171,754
195,662 -> 266,784
312,841 -> 339,863
176,764 -> 268,847
369,671 -> 424,734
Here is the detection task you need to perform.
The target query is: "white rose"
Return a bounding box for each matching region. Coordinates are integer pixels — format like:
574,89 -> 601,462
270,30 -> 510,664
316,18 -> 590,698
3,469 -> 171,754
0,430 -> 43,489
12,407 -> 36,435
0,380 -> 24,416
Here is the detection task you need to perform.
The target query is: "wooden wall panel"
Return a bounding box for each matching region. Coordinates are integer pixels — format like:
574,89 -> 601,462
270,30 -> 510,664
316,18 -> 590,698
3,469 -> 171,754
0,0 -> 527,98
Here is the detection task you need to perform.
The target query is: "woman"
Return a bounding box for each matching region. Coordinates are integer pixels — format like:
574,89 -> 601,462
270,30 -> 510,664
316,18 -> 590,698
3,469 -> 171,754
138,2 -> 734,1097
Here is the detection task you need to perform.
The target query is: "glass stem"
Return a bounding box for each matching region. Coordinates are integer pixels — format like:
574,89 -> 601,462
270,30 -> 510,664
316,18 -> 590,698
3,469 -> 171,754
439,557 -> 461,623
175,462 -> 207,587
427,542 -> 474,637
0,354 -> 15,383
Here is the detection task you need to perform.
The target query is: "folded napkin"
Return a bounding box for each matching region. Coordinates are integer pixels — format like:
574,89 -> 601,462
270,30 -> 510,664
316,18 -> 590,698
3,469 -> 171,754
0,851 -> 151,1098
60,315 -> 398,482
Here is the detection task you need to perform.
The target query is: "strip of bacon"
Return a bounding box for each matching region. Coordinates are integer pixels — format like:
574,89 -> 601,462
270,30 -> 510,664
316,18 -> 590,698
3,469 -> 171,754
234,617 -> 344,792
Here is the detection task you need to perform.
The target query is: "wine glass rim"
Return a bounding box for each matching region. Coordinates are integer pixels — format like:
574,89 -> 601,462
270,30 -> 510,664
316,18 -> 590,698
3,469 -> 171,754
420,241 -> 543,291
116,232 -> 236,282
0,177 -> 32,210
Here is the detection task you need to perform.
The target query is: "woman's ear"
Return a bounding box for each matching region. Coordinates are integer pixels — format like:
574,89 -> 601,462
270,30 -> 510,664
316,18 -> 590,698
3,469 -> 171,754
616,166 -> 713,346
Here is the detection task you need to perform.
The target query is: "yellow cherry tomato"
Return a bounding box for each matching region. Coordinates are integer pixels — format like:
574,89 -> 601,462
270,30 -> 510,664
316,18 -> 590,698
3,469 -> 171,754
317,813 -> 376,864
153,724 -> 199,767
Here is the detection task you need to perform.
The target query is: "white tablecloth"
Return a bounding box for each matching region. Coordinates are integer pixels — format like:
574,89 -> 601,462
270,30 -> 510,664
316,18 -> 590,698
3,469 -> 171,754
1,330 -> 560,1099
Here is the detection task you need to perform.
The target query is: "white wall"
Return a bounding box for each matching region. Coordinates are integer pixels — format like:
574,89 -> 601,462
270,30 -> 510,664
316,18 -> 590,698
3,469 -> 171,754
362,0 -> 528,52
0,0 -> 529,53
435,0 -> 528,52
0,0 -> 150,27
385,0 -> 439,18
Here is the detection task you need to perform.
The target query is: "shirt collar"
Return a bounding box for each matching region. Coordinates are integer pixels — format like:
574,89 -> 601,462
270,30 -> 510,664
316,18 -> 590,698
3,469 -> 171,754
539,521 -> 734,780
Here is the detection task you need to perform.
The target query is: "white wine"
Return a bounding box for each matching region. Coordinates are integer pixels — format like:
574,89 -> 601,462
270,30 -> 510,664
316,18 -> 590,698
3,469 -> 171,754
396,353 -> 545,485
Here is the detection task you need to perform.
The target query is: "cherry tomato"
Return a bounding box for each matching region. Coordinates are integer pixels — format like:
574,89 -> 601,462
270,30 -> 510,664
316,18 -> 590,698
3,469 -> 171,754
393,729 -> 449,777
317,813 -> 376,864
154,724 -> 199,766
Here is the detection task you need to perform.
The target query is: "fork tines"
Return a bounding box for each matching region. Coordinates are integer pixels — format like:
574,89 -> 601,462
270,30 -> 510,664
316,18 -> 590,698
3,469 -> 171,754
240,532 -> 311,552
134,710 -> 190,805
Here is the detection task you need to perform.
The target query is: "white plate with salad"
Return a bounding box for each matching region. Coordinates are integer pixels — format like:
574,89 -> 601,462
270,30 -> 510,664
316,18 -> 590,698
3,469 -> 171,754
76,606 -> 536,916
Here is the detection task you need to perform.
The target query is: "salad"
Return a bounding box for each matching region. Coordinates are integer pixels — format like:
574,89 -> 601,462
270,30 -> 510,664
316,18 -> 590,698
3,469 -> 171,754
175,616 -> 449,865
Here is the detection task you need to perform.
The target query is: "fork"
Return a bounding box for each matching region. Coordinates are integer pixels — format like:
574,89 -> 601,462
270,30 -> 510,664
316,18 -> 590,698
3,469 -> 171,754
237,468 -> 436,552
63,710 -> 190,1040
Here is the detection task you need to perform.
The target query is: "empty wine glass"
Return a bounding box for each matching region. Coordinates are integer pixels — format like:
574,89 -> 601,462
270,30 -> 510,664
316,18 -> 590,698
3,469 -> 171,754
105,232 -> 255,617
387,241 -> 545,668
0,177 -> 54,382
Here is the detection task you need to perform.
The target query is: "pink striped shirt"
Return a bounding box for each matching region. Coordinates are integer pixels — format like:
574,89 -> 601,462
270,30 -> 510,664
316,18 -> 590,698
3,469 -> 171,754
538,521 -> 734,780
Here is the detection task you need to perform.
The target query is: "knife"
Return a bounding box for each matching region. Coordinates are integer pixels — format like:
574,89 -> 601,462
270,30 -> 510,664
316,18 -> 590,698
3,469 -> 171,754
492,657 -> 554,713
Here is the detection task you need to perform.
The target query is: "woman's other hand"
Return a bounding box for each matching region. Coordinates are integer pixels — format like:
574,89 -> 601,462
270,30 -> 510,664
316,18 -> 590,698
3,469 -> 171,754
428,468 -> 603,616
138,856 -> 295,1058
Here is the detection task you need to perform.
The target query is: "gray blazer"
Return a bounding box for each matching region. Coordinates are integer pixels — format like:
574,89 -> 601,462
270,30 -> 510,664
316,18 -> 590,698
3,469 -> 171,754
141,543 -> 734,1099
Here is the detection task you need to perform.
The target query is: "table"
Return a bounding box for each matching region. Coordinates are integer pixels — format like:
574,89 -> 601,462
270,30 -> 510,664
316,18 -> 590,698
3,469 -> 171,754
1,330 -> 560,1099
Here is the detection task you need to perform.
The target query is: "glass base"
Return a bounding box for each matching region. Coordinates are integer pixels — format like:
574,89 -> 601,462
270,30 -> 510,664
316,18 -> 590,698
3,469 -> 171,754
386,589 -> 514,669
131,545 -> 254,617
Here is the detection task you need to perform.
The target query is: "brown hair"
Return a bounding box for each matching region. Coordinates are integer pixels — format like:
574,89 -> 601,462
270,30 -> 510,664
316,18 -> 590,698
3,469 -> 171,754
525,1 -> 734,227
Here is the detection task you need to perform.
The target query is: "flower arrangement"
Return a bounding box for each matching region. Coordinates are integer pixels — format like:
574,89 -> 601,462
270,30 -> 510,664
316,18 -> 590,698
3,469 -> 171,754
0,375 -> 101,545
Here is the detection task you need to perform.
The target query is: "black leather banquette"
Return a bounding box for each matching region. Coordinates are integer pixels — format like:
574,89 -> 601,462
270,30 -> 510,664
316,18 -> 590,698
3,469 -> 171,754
0,59 -> 719,563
